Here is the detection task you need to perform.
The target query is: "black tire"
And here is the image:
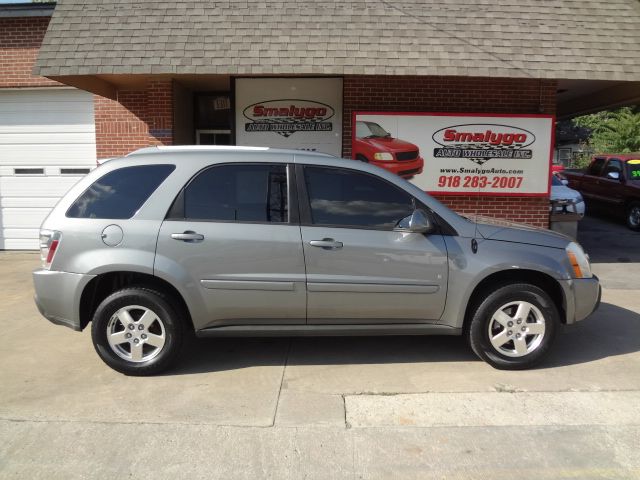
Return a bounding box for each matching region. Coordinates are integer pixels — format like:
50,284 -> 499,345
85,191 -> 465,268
626,201 -> 640,231
91,287 -> 185,376
466,283 -> 559,370
355,154 -> 369,163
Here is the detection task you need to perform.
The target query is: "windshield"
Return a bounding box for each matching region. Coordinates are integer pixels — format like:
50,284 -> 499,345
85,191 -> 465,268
356,121 -> 391,139
628,160 -> 640,182
551,175 -> 563,186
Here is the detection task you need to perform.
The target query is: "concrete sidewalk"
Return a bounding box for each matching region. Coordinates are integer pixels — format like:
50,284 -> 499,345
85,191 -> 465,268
1,230 -> 639,479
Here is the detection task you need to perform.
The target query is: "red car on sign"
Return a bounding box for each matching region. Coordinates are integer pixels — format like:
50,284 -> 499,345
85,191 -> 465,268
353,121 -> 424,178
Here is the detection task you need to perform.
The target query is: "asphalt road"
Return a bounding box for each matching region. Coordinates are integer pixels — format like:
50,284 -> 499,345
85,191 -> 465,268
1,214 -> 639,479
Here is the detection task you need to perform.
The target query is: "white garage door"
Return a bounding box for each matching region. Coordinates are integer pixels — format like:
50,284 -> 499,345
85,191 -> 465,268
0,88 -> 97,250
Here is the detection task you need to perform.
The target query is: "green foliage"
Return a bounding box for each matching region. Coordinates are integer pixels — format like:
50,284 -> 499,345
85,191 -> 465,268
572,107 -> 640,154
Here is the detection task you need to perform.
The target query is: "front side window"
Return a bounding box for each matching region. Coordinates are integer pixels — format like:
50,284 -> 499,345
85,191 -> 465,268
184,164 -> 288,222
304,166 -> 414,229
66,164 -> 175,219
604,159 -> 623,177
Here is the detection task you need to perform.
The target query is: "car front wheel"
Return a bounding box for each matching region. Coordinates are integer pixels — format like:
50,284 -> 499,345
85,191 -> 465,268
466,283 -> 559,370
91,287 -> 185,376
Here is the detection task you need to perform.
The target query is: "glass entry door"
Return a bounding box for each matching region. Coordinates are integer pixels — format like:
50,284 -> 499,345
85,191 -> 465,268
195,93 -> 232,145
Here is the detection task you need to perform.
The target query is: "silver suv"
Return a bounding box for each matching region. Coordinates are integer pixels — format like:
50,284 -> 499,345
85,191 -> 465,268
33,146 -> 601,375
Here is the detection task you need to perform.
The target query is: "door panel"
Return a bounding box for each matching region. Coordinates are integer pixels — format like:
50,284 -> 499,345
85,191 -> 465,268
157,221 -> 306,328
301,226 -> 448,323
155,161 -> 305,329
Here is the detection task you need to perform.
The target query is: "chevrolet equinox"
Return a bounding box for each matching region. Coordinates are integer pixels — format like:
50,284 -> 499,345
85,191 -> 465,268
33,146 -> 601,375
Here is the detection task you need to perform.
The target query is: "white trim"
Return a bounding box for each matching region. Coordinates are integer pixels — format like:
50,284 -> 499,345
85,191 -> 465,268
0,86 -> 77,92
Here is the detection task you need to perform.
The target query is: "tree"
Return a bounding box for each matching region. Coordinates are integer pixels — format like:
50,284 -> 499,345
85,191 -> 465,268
572,107 -> 640,154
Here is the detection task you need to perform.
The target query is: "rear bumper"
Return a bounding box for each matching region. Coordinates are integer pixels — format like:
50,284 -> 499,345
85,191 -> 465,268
372,156 -> 424,178
559,275 -> 601,324
33,269 -> 95,331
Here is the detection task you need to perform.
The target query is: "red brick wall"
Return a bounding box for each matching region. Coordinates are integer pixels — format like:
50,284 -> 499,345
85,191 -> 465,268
436,196 -> 550,227
343,75 -> 557,227
94,80 -> 173,159
0,16 -> 59,87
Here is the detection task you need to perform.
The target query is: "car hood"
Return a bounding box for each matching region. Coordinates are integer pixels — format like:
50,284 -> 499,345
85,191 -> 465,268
470,216 -> 571,249
361,137 -> 418,152
551,185 -> 582,202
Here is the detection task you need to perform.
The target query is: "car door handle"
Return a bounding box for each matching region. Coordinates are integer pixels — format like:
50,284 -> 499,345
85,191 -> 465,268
171,231 -> 204,242
309,238 -> 343,250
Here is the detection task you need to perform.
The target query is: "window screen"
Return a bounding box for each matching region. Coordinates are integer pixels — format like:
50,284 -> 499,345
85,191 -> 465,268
304,166 -> 414,229
66,164 -> 175,219
184,164 -> 288,222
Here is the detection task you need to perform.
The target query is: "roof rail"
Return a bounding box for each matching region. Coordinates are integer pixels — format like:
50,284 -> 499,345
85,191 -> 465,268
127,145 -> 271,156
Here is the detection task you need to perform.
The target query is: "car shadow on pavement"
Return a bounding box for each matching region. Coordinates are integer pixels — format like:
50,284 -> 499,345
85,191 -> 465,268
165,301 -> 639,375
167,335 -> 476,376
543,301 -> 640,368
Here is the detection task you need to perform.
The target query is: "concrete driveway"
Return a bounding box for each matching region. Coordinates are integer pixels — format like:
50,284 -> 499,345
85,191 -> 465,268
1,214 -> 639,479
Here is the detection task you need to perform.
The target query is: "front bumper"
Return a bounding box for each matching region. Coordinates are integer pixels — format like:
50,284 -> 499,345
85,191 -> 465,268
372,156 -> 424,178
559,275 -> 601,324
33,269 -> 96,331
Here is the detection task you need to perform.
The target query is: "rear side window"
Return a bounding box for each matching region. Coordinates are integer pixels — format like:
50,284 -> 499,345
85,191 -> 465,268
66,164 -> 175,219
303,166 -> 414,229
588,158 -> 606,177
183,164 -> 288,222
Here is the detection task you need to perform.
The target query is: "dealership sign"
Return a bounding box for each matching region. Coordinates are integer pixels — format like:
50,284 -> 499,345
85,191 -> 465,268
236,78 -> 342,156
243,100 -> 335,137
354,113 -> 554,195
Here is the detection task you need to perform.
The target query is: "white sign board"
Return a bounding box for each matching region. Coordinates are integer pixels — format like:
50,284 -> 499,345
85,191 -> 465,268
235,78 -> 343,157
354,113 -> 554,196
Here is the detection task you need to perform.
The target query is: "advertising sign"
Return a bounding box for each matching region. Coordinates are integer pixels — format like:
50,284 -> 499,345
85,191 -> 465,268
235,78 -> 343,156
353,112 -> 554,196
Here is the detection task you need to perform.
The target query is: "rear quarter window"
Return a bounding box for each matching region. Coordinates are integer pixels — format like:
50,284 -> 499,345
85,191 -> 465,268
66,164 -> 175,219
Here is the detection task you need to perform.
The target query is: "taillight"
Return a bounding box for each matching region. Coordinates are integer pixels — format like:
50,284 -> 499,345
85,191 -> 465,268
39,230 -> 62,270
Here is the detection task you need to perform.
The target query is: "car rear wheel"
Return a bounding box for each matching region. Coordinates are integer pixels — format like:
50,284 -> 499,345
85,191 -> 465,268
626,201 -> 640,231
91,287 -> 184,376
466,283 -> 559,370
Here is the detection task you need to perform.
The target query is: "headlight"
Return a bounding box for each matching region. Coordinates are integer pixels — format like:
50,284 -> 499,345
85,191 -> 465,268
566,242 -> 592,278
373,152 -> 394,161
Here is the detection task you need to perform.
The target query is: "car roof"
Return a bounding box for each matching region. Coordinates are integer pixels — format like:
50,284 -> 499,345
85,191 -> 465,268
127,145 -> 336,159
593,153 -> 640,161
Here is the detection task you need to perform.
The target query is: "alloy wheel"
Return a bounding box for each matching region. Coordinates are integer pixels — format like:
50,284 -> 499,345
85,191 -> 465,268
106,305 -> 166,363
487,301 -> 546,358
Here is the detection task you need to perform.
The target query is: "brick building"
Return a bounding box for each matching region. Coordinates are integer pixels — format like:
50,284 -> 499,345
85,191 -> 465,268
2,0 -> 640,248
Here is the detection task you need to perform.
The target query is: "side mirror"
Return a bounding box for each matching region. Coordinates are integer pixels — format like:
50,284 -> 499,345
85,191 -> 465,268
606,171 -> 620,180
395,209 -> 433,234
561,179 -> 569,186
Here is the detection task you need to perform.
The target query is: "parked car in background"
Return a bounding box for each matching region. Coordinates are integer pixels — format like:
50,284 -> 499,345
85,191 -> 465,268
561,154 -> 640,230
551,174 -> 585,217
353,121 -> 424,178
33,146 -> 600,375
